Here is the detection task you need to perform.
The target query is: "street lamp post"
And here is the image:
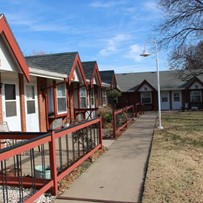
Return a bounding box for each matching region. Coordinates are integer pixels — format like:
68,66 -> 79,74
140,40 -> 163,129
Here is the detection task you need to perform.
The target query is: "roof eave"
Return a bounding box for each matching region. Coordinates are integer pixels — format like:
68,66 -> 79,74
0,14 -> 30,81
29,67 -> 67,80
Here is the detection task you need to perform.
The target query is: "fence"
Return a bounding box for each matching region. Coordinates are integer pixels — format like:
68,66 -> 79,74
112,103 -> 144,138
74,108 -> 98,121
0,117 -> 102,203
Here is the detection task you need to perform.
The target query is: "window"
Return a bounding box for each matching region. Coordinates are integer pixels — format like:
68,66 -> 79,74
102,89 -> 107,106
190,90 -> 202,102
80,87 -> 87,108
162,97 -> 168,102
26,85 -> 35,114
48,87 -> 54,115
98,88 -> 102,106
174,93 -> 180,102
91,89 -> 95,106
57,83 -> 67,114
5,84 -> 17,117
141,92 -> 151,104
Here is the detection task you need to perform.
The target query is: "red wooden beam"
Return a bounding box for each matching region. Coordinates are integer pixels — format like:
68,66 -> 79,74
57,144 -> 102,182
49,131 -> 58,195
0,136 -> 51,160
55,117 -> 101,139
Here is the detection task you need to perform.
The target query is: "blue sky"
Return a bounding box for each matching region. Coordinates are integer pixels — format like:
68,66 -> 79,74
0,0 -> 169,73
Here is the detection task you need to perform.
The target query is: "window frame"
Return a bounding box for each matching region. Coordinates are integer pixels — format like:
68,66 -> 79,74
80,87 -> 87,108
91,88 -> 95,106
5,84 -> 17,117
26,85 -> 36,114
190,90 -> 202,102
102,88 -> 107,106
173,92 -> 180,102
56,83 -> 67,114
141,91 -> 152,104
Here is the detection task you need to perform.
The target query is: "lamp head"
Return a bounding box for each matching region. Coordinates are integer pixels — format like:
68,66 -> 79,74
140,42 -> 151,57
140,51 -> 151,57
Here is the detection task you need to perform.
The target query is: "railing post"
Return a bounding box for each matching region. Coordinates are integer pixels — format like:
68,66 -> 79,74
113,110 -> 116,139
142,103 -> 144,114
138,103 -> 140,116
74,108 -> 76,120
133,104 -> 135,118
125,107 -> 128,128
99,116 -> 103,147
49,131 -> 58,196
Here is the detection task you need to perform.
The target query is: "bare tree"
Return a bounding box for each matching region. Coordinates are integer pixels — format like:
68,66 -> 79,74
169,41 -> 203,80
157,0 -> 203,49
156,0 -> 203,80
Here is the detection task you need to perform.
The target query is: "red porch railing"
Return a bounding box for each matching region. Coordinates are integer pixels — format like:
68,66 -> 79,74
74,108 -> 98,121
112,103 -> 144,139
0,117 -> 102,203
134,102 -> 144,117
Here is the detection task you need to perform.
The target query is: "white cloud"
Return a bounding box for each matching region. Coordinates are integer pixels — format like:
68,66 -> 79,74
99,33 -> 131,56
89,0 -> 128,9
99,63 -> 150,74
125,44 -> 143,62
143,1 -> 160,13
6,13 -> 37,27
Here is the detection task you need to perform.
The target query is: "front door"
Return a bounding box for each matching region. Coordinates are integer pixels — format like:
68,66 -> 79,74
2,82 -> 21,131
161,91 -> 170,110
25,84 -> 39,132
172,91 -> 182,110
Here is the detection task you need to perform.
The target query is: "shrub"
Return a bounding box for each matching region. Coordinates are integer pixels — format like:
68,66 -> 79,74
98,106 -> 113,128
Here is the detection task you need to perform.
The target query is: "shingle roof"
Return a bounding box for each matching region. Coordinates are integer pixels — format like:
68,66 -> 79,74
100,70 -> 115,84
115,70 -> 203,92
25,52 -> 78,75
82,61 -> 96,80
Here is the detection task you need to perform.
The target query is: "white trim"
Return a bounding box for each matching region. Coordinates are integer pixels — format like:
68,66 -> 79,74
29,67 -> 67,80
56,83 -> 67,114
161,88 -> 185,91
24,83 -> 39,132
140,91 -> 152,104
101,82 -> 110,88
190,90 -> 202,102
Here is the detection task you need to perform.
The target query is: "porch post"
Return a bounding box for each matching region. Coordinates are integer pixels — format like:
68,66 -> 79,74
49,131 -> 58,195
99,116 -> 103,147
113,110 -> 116,139
19,73 -> 26,132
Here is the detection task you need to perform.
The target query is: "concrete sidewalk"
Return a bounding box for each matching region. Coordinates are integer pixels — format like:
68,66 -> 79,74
55,112 -> 157,203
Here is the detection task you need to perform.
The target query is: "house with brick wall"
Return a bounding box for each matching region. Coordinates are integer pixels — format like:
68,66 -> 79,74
25,52 -> 90,130
0,14 -> 31,131
78,61 -> 102,120
0,14 -> 108,132
116,70 -> 203,111
99,70 -> 118,105
0,14 -> 75,132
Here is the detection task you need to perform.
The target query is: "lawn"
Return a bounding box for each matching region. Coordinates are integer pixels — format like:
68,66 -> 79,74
142,111 -> 203,203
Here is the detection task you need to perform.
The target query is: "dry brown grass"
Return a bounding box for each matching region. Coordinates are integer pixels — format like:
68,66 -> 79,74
142,111 -> 203,203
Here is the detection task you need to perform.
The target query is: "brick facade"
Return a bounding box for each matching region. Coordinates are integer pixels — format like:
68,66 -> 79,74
0,73 -> 3,123
37,77 -> 47,132
19,73 -> 26,132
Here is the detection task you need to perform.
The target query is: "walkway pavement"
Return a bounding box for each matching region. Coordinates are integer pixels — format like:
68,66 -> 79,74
54,112 -> 157,203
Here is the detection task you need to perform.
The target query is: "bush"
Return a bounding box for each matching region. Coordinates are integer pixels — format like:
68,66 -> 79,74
98,106 -> 113,128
